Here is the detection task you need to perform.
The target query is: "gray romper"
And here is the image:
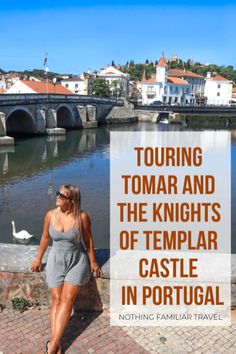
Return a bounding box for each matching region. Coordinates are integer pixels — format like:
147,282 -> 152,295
45,213 -> 91,288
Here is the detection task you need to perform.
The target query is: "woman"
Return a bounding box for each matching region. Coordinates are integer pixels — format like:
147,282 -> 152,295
31,184 -> 102,354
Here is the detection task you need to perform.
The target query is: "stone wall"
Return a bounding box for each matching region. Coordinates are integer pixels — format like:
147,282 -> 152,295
0,244 -> 109,311
177,114 -> 236,128
105,106 -> 138,124
135,110 -> 160,123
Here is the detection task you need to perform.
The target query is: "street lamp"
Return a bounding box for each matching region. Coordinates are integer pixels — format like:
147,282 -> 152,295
117,82 -> 120,100
110,86 -> 114,98
44,66 -> 49,94
52,78 -> 57,94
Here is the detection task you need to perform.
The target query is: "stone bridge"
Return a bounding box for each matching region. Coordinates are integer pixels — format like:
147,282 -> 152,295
135,104 -> 236,127
0,94 -> 124,144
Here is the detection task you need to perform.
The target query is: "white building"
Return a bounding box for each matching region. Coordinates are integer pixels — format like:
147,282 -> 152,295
141,55 -> 193,105
6,80 -> 72,94
61,72 -> 95,95
168,69 -> 205,97
204,75 -> 233,105
61,76 -> 85,94
97,65 -> 130,97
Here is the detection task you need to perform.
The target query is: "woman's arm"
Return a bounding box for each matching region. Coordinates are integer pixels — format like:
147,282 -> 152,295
81,211 -> 102,277
31,210 -> 52,272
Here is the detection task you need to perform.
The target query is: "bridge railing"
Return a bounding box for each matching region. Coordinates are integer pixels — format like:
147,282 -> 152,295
0,93 -> 124,105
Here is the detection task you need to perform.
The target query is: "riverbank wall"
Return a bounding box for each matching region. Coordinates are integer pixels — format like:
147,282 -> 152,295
0,244 -> 109,311
169,113 -> 236,128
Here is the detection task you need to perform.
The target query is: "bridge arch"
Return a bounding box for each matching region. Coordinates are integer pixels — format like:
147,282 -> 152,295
6,108 -> 36,137
56,104 -> 76,129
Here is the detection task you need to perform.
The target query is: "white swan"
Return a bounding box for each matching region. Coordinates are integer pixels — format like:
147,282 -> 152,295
11,221 -> 33,240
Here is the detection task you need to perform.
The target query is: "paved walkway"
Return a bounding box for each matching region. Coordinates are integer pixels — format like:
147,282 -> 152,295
0,307 -> 236,354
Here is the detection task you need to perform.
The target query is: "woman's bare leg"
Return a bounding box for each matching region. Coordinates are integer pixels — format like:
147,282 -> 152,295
50,285 -> 63,337
47,282 -> 80,354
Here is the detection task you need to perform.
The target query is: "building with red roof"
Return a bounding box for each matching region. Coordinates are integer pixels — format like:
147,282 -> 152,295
204,74 -> 232,105
168,69 -> 205,98
141,54 -> 193,105
6,80 -> 73,94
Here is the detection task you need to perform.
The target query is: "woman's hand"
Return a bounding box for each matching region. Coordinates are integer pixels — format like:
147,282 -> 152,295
30,258 -> 42,272
91,261 -> 103,277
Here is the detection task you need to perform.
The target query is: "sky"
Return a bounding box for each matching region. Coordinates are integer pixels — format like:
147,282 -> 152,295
0,1 -> 235,74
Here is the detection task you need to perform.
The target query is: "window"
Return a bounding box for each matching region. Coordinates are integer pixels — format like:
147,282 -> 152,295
147,86 -> 154,91
75,84 -> 78,89
186,88 -> 190,94
217,84 -> 221,89
175,87 -> 178,94
65,84 -> 69,88
170,86 -> 173,93
175,97 -> 178,103
217,92 -> 220,97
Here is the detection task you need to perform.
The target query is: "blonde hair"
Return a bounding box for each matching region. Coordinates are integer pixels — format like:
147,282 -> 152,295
60,184 -> 82,233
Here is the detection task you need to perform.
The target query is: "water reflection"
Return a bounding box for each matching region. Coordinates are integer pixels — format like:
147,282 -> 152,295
0,122 -> 236,252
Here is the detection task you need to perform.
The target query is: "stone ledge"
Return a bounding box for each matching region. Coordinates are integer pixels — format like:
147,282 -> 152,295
0,244 -> 110,310
0,136 -> 14,145
46,128 -> 66,135
105,117 -> 138,124
0,244 -> 109,275
0,271 -> 109,311
82,121 -> 98,129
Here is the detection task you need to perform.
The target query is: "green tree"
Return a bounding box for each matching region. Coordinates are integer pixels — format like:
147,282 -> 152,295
92,77 -> 110,97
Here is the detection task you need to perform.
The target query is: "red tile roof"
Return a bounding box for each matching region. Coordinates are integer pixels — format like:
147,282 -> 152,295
143,76 -> 189,85
143,77 -> 157,83
156,54 -> 168,67
168,77 -> 189,85
168,69 -> 204,79
208,75 -> 229,81
0,88 -> 6,93
232,87 -> 236,93
21,80 -> 73,94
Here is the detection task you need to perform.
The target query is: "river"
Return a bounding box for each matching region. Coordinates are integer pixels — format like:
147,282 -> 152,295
0,122 -> 235,252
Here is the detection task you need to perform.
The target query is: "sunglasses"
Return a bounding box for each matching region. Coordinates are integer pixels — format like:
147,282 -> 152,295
56,190 -> 71,200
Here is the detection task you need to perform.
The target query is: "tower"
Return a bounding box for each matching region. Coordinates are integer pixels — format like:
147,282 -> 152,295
156,53 -> 168,85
